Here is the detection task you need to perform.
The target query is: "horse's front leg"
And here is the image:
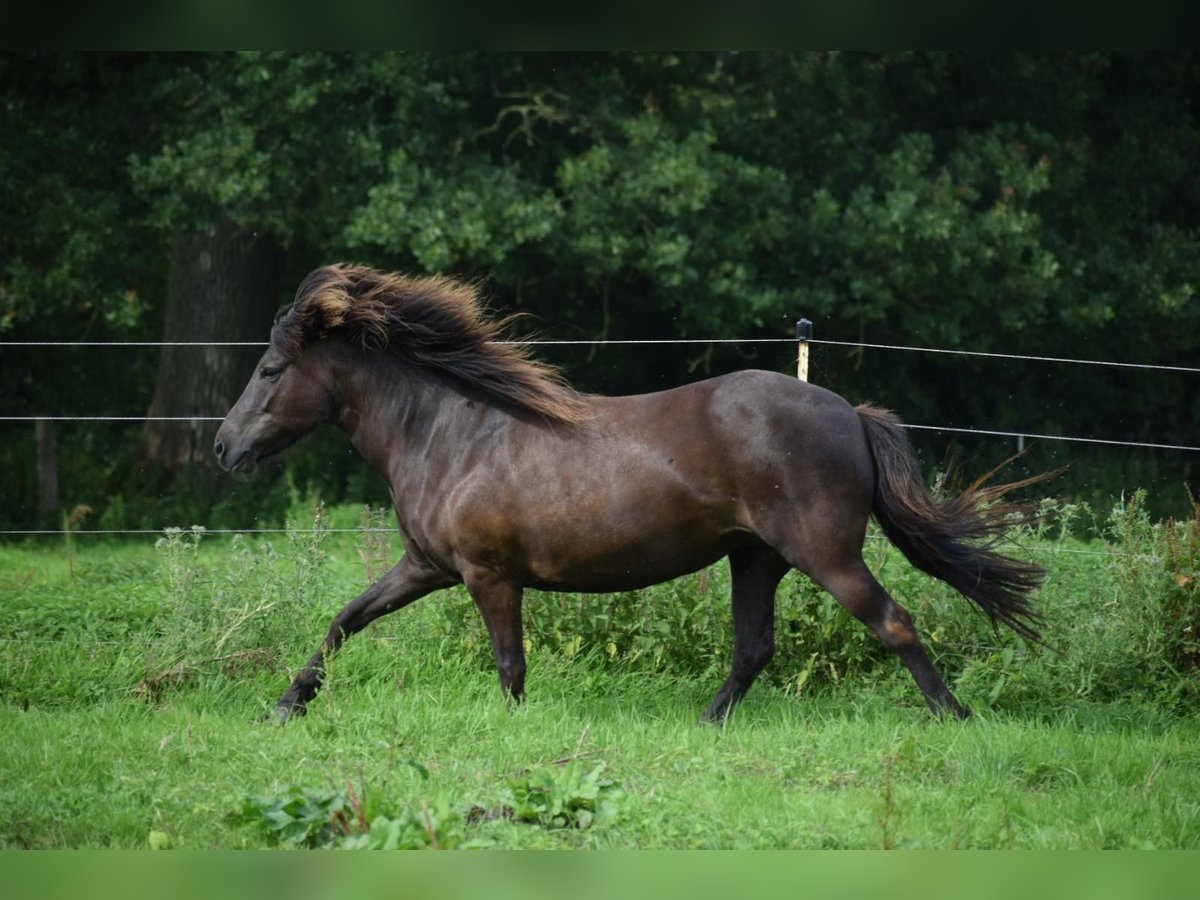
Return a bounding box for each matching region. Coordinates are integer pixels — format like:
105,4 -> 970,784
270,554 -> 452,723
463,568 -> 526,702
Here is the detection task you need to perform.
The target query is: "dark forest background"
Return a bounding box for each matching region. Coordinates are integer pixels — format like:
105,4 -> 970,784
2,52 -> 1196,530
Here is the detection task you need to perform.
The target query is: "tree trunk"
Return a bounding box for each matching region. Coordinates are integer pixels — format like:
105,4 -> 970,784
36,418 -> 59,519
142,219 -> 283,479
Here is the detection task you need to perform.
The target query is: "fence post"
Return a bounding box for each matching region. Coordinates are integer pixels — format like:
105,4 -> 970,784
796,318 -> 812,382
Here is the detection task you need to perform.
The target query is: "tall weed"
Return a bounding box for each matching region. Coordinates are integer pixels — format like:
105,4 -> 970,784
139,498 -> 335,701
946,491 -> 1199,716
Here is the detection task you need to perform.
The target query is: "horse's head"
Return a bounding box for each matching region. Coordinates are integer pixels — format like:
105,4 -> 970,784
213,336 -> 335,475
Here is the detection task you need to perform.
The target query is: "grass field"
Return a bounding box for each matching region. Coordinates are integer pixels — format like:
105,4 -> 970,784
2,495 -> 1197,849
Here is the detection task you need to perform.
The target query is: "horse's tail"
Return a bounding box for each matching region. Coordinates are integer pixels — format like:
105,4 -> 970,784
855,403 -> 1046,644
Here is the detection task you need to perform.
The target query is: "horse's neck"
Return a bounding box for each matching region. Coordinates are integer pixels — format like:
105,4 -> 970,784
335,355 -> 491,478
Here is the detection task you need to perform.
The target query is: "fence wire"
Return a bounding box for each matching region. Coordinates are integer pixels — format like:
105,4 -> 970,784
3,416 -> 1194,453
3,331 -> 1195,537
3,335 -> 1198,374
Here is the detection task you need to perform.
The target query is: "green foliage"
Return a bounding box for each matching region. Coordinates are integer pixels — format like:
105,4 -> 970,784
436,569 -> 733,679
339,798 -> 472,850
231,783 -> 474,850
1161,500 -> 1200,672
230,763 -> 623,848
552,114 -> 790,335
346,150 -> 561,272
231,784 -> 351,849
935,492 -> 1200,718
0,53 -> 159,334
504,761 -> 623,830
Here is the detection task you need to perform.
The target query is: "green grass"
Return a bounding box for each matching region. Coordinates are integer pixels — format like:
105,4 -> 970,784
2,667 -> 1198,849
1,495 -> 1198,849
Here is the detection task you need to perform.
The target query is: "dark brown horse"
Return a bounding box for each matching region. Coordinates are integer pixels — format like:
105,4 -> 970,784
215,264 -> 1044,724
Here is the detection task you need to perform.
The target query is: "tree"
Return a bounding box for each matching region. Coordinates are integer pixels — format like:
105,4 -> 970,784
127,52 -> 472,480
0,53 -> 162,526
140,222 -> 282,475
4,52 -> 1197,527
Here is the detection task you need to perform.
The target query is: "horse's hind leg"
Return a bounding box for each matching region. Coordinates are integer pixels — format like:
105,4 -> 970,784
813,559 -> 970,718
461,568 -> 526,703
702,546 -> 790,723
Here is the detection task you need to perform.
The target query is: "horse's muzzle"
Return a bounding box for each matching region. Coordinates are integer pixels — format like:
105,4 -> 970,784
213,435 -> 250,473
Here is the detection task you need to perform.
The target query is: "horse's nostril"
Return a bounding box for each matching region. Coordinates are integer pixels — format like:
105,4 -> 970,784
214,439 -> 225,460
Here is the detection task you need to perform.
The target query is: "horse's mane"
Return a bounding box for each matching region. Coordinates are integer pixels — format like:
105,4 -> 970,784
273,264 -> 587,426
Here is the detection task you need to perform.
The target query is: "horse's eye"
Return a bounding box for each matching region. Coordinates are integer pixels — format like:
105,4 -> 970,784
260,366 -> 282,380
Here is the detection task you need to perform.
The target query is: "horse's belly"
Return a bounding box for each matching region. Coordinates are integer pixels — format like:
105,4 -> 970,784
523,519 -> 754,593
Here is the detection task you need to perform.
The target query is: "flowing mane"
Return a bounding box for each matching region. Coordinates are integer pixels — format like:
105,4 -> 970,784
273,264 -> 587,425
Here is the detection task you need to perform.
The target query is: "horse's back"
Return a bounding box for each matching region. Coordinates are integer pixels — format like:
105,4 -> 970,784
584,368 -> 876,527
600,369 -> 870,478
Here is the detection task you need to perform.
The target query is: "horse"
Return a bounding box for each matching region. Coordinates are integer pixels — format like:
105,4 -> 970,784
214,264 -> 1045,724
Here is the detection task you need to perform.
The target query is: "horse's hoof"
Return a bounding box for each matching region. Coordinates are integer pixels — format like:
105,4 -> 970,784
263,702 -> 306,725
932,702 -> 973,721
699,709 -> 732,727
699,698 -> 734,725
